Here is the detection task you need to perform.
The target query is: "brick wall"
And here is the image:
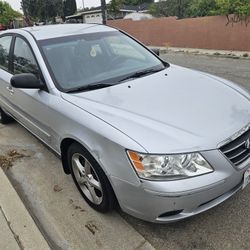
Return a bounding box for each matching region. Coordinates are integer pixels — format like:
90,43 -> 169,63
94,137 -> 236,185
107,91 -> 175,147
107,16 -> 250,51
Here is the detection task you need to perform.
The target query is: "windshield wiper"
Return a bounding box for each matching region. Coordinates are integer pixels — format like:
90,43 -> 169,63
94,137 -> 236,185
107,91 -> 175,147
66,83 -> 113,93
119,68 -> 164,83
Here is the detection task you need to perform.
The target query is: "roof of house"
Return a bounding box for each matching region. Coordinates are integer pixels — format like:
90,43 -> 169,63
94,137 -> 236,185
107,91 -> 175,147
67,3 -> 151,19
66,9 -> 102,19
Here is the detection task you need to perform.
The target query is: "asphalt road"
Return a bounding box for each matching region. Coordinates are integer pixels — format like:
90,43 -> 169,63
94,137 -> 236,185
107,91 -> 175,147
120,53 -> 250,250
1,52 -> 250,250
162,52 -> 250,92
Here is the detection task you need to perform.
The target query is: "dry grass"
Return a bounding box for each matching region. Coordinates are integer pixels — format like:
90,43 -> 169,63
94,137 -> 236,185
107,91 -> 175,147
163,42 -> 171,48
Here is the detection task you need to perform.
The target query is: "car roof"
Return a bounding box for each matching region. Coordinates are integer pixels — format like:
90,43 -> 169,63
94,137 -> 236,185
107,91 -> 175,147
18,24 -> 117,40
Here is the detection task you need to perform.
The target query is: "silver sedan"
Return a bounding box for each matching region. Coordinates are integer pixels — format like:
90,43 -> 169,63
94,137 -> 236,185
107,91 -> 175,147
0,24 -> 249,223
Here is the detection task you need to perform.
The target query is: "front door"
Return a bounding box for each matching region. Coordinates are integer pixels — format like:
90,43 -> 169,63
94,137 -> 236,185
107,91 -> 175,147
7,36 -> 52,144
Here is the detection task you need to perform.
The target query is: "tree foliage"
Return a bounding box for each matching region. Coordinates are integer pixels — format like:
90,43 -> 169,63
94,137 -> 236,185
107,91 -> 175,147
122,0 -> 154,5
215,0 -> 250,25
21,0 -> 75,22
63,0 -> 77,17
109,0 -> 122,15
149,0 -> 190,18
0,0 -> 22,25
187,0 -> 217,17
109,0 -> 154,17
149,0 -> 250,24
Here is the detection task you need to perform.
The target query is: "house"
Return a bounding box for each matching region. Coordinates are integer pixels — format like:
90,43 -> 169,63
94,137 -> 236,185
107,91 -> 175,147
66,7 -> 103,24
119,3 -> 150,16
66,3 -> 151,23
109,3 -> 151,20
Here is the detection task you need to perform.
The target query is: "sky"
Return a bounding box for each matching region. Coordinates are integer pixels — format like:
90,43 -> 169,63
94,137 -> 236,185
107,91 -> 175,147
6,0 -> 111,12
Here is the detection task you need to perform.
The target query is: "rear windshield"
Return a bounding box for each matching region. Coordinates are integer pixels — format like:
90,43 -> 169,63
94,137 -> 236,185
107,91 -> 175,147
39,31 -> 165,92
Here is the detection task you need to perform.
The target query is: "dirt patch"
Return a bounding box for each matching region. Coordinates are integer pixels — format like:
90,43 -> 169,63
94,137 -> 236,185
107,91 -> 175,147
53,185 -> 63,192
0,150 -> 29,170
68,199 -> 85,212
85,221 -> 99,235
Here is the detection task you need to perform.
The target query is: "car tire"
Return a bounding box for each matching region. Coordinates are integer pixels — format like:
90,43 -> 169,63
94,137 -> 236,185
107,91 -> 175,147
0,107 -> 13,124
68,143 -> 115,213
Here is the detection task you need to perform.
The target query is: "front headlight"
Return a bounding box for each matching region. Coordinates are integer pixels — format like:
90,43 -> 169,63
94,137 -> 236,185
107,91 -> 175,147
127,151 -> 213,180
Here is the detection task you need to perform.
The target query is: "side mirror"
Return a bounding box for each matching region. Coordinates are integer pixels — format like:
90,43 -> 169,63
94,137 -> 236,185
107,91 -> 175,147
11,73 -> 44,89
151,48 -> 160,56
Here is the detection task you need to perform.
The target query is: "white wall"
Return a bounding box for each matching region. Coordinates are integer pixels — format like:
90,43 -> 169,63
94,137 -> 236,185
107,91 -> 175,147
85,13 -> 103,24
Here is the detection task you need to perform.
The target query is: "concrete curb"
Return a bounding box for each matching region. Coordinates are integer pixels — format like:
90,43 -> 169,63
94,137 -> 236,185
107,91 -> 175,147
150,46 -> 250,60
0,123 -> 156,250
0,168 -> 51,250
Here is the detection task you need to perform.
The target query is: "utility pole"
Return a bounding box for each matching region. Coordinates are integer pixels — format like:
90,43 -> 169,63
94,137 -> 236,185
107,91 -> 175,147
100,0 -> 107,25
82,0 -> 85,23
178,0 -> 182,19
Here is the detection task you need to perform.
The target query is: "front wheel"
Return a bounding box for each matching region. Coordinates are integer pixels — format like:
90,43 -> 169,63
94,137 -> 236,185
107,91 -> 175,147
67,143 -> 115,213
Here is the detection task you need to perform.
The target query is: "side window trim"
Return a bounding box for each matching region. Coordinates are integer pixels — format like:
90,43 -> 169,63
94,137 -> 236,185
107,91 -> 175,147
9,35 -> 15,73
11,34 -> 48,91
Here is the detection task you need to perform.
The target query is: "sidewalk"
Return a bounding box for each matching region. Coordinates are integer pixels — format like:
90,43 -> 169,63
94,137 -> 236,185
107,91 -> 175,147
0,168 -> 50,250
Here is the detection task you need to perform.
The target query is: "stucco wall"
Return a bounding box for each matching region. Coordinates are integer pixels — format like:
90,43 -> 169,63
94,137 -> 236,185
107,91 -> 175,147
108,16 -> 250,51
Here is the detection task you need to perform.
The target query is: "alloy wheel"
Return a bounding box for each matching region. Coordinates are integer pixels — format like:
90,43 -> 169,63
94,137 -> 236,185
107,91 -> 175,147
71,153 -> 103,205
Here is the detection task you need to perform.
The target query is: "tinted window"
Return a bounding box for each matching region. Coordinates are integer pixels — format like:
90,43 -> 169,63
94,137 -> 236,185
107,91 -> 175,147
13,37 -> 40,78
0,36 -> 12,71
40,31 -> 165,91
106,35 -> 145,60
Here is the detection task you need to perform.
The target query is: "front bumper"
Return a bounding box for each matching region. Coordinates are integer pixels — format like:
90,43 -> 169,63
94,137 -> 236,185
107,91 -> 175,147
111,150 -> 249,223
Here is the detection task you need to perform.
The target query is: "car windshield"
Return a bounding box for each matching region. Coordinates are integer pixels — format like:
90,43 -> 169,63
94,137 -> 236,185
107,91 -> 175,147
39,31 -> 167,92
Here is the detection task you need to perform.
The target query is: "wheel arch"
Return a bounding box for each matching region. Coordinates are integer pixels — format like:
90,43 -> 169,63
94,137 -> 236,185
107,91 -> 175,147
60,137 -> 81,174
60,136 -> 107,175
60,137 -> 119,208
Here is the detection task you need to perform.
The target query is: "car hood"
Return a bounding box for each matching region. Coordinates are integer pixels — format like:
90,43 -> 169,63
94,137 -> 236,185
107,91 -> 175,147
61,65 -> 250,153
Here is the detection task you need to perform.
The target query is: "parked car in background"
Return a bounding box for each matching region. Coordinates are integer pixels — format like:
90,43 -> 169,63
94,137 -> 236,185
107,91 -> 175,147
0,24 -> 249,223
0,24 -> 7,31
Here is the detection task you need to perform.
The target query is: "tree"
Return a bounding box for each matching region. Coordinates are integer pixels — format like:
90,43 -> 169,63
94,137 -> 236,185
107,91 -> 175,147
109,0 -> 154,11
149,1 -> 175,17
63,0 -> 77,17
0,1 -> 21,25
21,0 -> 64,22
215,0 -> 250,25
109,0 -> 154,18
149,0 -> 250,23
122,0 -> 154,5
21,0 -> 39,20
109,0 -> 122,17
187,0 -> 217,17
149,0 -> 190,19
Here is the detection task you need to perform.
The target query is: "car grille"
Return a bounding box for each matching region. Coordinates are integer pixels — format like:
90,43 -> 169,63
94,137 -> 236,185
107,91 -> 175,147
220,127 -> 250,167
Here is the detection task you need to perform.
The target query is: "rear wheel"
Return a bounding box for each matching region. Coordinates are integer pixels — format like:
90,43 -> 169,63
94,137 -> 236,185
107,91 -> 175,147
68,143 -> 115,213
0,108 -> 13,124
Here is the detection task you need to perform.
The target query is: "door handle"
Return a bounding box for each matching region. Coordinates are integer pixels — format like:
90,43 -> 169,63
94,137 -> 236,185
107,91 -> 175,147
6,86 -> 14,95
